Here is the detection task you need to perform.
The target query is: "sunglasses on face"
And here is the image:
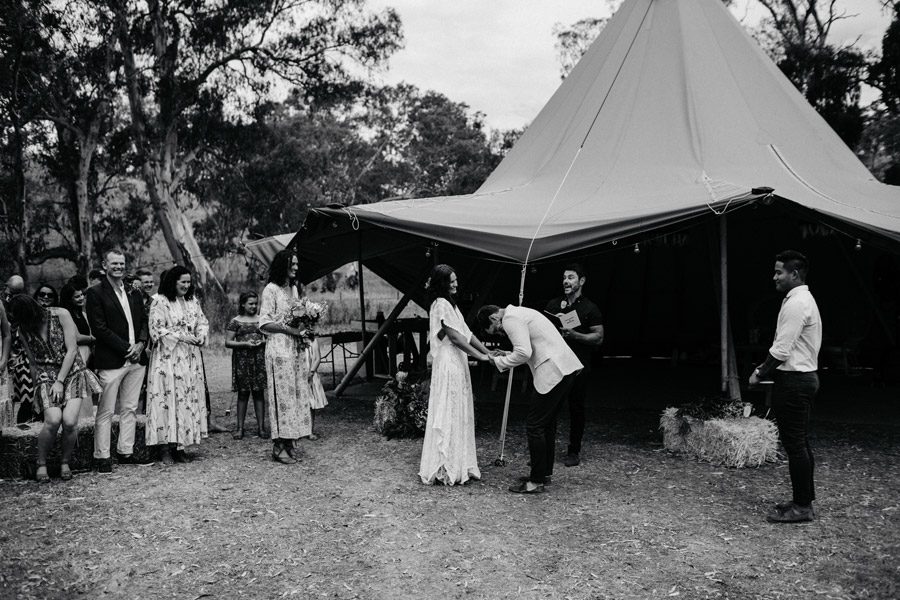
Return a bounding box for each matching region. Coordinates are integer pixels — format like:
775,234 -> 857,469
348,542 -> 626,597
38,292 -> 54,298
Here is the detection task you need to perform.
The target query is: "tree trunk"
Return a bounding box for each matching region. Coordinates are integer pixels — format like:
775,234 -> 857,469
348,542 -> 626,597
113,1 -> 222,291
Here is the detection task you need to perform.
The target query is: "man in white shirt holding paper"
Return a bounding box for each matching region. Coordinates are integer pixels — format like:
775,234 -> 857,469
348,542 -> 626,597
750,250 -> 822,523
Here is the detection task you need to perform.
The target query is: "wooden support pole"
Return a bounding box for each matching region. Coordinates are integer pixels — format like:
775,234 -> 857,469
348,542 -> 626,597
334,290 -> 414,397
357,233 -> 372,380
720,215 -> 729,396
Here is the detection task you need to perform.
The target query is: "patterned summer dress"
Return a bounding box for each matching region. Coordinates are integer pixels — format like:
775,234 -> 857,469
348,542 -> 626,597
305,342 -> 328,410
22,309 -> 102,412
145,296 -> 209,449
258,283 -> 312,441
226,317 -> 266,392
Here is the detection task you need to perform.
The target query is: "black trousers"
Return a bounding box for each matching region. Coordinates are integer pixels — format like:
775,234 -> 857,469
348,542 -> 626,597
527,372 -> 578,484
565,370 -> 590,455
771,371 -> 820,506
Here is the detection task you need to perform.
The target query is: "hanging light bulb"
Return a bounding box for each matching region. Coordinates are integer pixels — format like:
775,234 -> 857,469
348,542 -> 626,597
854,239 -> 862,251
633,243 -> 641,254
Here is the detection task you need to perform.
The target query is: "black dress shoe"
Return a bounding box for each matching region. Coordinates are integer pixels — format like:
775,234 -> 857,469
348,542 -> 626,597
116,454 -> 137,465
767,503 -> 814,523
96,459 -> 113,474
519,475 -> 552,485
173,450 -> 193,463
563,453 -> 581,467
508,481 -> 544,494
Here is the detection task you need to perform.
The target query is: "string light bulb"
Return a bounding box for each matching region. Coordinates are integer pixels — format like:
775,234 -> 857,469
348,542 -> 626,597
854,239 -> 862,251
633,243 -> 641,254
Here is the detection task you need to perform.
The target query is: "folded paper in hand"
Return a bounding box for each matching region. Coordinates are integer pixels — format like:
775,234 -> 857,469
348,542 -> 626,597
543,309 -> 581,330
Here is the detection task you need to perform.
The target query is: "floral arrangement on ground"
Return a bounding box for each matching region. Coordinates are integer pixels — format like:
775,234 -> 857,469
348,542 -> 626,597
373,370 -> 429,439
659,397 -> 779,468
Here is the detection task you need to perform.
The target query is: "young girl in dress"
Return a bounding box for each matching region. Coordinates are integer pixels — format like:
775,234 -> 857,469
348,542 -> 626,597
305,338 -> 327,439
225,292 -> 267,439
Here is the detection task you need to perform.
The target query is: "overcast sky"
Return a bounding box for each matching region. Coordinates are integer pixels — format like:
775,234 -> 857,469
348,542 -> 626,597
366,0 -> 894,132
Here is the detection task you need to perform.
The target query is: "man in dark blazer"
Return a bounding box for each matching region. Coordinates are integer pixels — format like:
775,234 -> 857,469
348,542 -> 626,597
86,249 -> 149,473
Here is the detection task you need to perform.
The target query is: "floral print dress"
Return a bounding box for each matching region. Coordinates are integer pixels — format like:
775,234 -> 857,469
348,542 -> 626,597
146,296 -> 209,449
259,283 -> 311,441
226,317 -> 266,392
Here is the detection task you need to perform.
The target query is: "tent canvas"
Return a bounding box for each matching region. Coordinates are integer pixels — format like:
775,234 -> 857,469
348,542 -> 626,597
292,0 -> 900,391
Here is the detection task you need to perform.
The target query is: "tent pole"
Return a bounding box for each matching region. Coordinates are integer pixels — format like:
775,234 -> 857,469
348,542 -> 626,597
334,290 -> 413,397
357,232 -> 372,380
720,214 -> 729,397
495,263 -> 528,467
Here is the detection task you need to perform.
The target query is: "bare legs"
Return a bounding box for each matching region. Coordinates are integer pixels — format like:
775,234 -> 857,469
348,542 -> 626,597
35,398 -> 83,482
235,389 -> 266,439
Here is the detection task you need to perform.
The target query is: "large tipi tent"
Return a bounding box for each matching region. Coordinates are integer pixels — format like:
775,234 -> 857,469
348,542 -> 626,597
294,0 -> 900,390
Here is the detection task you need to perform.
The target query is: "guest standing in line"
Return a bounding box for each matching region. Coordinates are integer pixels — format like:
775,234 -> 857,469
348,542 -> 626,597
60,277 -> 96,419
145,266 -> 209,464
225,291 -> 267,440
750,250 -> 822,523
258,250 -> 312,464
305,336 -> 327,440
86,249 -> 149,473
0,299 -> 11,428
8,295 -> 101,482
419,264 -> 491,486
34,283 -> 58,309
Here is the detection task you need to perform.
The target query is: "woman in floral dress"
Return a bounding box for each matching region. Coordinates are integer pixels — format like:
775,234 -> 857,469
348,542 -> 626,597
225,291 -> 266,439
146,266 -> 209,464
0,301 -> 11,428
419,264 -> 490,485
259,250 -> 312,464
7,295 -> 101,482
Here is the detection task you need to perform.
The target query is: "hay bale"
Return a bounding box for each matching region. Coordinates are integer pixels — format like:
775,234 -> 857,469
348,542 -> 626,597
0,415 -> 152,479
660,409 -> 779,468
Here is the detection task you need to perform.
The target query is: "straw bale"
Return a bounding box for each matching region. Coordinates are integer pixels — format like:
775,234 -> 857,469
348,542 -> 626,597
660,409 -> 779,468
0,415 -> 152,479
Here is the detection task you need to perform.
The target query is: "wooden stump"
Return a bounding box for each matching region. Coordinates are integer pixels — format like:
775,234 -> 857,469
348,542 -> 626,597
0,415 -> 153,479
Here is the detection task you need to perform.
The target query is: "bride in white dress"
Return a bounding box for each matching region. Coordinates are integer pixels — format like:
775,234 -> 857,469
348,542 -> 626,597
419,265 -> 492,485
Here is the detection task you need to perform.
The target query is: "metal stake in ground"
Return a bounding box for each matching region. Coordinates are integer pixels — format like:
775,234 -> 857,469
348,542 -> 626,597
493,366 -> 516,466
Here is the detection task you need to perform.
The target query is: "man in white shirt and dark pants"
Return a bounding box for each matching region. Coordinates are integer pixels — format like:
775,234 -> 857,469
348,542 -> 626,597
750,250 -> 822,523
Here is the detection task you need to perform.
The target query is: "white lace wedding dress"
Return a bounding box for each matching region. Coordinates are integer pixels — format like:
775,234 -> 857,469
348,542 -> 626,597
418,298 -> 481,485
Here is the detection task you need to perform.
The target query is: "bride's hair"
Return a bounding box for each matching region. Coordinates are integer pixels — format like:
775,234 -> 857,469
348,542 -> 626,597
426,264 -> 456,307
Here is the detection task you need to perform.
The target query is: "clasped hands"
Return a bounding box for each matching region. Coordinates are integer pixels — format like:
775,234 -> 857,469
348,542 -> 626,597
480,349 -> 508,369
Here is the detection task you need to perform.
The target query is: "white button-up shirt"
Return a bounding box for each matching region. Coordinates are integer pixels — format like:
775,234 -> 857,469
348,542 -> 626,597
769,285 -> 822,372
111,281 -> 136,345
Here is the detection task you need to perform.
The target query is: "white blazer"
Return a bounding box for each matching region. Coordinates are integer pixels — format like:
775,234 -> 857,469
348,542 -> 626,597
493,305 -> 583,394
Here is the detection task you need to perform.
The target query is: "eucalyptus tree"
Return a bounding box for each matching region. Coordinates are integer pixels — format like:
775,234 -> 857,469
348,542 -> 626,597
109,0 -> 402,287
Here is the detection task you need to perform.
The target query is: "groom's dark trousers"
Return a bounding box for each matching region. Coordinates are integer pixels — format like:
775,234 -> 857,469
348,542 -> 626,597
527,373 -> 577,484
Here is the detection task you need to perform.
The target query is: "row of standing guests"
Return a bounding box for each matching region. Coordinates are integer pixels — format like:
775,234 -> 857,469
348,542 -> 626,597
0,248 -> 327,481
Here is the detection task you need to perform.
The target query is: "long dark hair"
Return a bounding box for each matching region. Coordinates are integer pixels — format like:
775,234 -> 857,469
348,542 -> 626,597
8,294 -> 47,336
426,264 -> 456,307
158,265 -> 195,301
268,249 -> 297,287
238,291 -> 259,316
59,276 -> 88,313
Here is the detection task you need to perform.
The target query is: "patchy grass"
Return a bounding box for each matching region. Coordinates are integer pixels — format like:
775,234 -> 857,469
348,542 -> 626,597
1,353 -> 897,599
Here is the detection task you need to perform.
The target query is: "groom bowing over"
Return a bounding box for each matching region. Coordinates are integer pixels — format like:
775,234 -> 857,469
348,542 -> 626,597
478,304 -> 583,494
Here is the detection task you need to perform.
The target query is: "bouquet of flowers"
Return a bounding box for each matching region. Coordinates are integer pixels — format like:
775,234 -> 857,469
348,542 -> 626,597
283,297 -> 328,350
373,369 -> 430,439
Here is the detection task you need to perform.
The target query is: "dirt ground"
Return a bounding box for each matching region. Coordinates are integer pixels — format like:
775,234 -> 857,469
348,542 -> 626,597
1,352 -> 898,600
